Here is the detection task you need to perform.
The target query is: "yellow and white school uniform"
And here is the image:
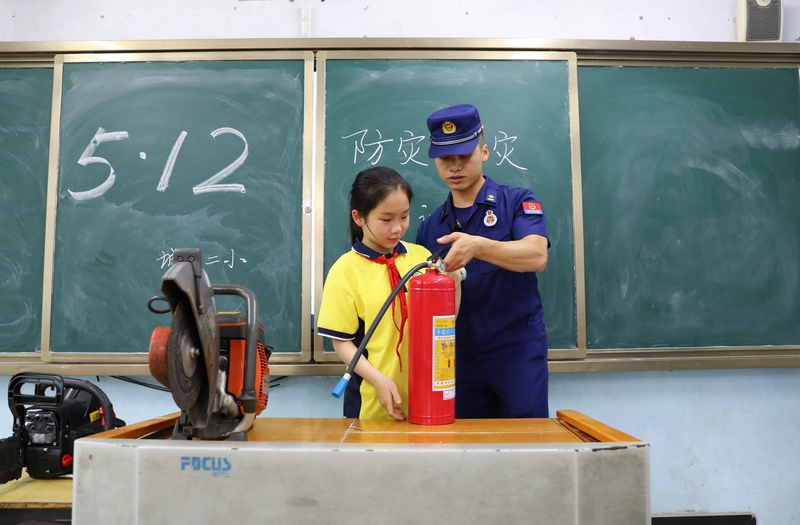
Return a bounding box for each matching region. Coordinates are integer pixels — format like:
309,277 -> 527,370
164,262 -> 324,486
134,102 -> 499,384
317,239 -> 431,419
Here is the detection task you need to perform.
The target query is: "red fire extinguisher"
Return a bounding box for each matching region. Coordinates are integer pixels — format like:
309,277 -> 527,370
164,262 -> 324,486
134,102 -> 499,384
408,265 -> 456,425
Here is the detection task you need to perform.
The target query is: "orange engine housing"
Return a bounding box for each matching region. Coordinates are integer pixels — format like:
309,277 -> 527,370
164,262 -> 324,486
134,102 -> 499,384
148,312 -> 271,416
225,335 -> 270,416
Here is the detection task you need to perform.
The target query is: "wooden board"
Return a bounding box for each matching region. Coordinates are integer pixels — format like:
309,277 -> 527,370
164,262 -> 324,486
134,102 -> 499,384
88,410 -> 637,444
0,472 -> 71,509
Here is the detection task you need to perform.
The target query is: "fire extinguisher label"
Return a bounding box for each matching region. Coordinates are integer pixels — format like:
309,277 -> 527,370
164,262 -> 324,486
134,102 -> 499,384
432,316 -> 456,392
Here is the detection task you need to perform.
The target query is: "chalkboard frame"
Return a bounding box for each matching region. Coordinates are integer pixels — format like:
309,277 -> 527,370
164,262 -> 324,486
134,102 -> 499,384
41,51 -> 315,365
312,50 -> 587,363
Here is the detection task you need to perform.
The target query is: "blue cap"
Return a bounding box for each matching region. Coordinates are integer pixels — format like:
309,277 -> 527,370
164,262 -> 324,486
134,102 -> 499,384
427,104 -> 484,159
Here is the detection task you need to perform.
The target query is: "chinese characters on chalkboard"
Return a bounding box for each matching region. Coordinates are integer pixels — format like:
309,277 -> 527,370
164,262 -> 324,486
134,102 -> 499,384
156,248 -> 248,270
341,128 -> 528,171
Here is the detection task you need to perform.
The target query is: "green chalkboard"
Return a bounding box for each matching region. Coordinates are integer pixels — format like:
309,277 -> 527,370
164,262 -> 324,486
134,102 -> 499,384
320,53 -> 579,353
0,68 -> 52,353
579,66 -> 800,349
49,56 -> 308,356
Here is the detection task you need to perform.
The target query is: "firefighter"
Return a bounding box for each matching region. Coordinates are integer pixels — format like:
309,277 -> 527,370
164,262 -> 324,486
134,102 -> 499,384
416,104 -> 550,419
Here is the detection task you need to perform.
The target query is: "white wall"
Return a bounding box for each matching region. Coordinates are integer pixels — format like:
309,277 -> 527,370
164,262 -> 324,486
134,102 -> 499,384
2,1 -> 799,523
2,0 -> 800,43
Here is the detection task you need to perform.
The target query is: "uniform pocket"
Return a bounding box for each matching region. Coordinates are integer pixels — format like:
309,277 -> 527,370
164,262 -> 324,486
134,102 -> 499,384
528,321 -> 546,343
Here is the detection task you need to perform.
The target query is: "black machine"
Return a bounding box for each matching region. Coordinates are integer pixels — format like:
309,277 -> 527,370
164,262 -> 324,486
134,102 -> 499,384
0,373 -> 124,484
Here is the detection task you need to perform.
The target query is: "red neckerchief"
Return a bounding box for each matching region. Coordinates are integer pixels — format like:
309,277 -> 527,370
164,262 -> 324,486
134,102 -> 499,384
372,251 -> 407,372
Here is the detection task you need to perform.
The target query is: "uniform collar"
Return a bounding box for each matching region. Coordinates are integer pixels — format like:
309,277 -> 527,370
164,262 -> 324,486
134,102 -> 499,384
352,238 -> 409,260
438,176 -> 500,224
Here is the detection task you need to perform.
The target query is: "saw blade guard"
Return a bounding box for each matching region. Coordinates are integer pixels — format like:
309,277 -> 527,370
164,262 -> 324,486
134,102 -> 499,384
158,248 -> 220,432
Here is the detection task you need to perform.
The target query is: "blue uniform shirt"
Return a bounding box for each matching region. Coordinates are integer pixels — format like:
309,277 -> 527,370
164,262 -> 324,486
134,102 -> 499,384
416,176 -> 549,354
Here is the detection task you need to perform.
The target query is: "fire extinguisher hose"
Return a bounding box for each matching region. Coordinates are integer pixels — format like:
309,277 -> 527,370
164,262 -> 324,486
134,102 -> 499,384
331,259 -> 434,398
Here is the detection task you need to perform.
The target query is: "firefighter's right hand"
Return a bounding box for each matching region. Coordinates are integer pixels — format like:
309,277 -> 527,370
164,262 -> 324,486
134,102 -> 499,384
374,375 -> 406,421
436,232 -> 480,271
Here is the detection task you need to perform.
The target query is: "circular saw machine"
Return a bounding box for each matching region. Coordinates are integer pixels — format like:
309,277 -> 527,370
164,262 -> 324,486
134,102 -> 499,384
147,248 -> 271,441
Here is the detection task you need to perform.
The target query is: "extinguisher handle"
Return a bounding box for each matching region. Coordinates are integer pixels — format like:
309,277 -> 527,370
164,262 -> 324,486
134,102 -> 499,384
428,249 -> 446,263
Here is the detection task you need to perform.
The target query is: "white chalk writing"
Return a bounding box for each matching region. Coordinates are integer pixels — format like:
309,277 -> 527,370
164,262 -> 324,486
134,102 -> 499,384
342,128 -> 527,172
342,129 -> 394,165
157,248 -> 247,270
69,126 -> 249,201
492,131 -> 527,171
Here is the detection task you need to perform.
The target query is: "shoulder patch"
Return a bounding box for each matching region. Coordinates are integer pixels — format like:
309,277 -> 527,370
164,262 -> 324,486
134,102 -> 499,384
522,202 -> 543,215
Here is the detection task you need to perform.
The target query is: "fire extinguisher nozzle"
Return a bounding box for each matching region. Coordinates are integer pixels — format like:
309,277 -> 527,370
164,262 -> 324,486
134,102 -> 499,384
332,375 -> 350,398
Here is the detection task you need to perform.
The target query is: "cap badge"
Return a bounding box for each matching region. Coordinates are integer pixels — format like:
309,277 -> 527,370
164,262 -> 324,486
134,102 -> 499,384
484,210 -> 497,227
442,121 -> 456,135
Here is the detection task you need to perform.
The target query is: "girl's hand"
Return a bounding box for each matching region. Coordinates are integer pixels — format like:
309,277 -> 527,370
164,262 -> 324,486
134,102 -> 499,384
443,269 -> 462,316
373,374 -> 406,421
445,269 -> 462,283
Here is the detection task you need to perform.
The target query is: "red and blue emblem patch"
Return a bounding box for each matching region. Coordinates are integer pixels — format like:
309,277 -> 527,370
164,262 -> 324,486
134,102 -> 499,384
522,202 -> 543,215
